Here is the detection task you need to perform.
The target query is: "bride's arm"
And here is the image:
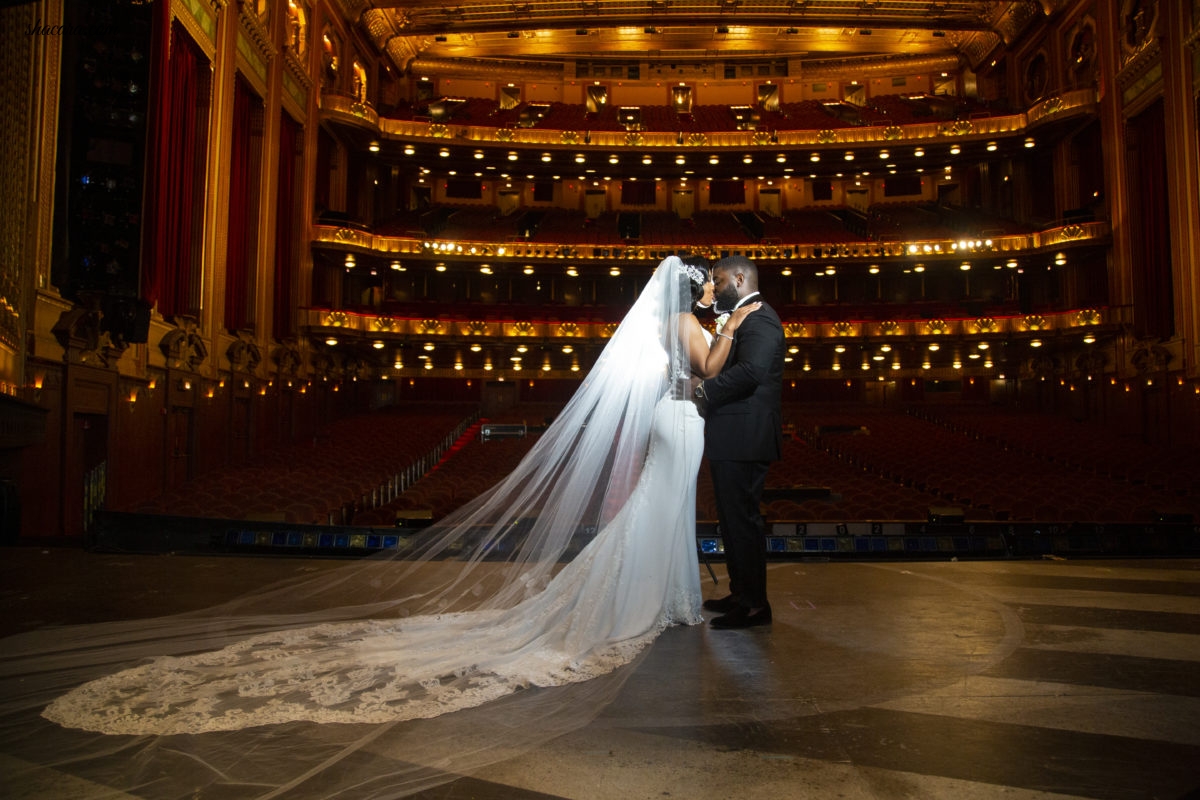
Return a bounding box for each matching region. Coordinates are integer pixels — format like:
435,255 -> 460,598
683,304 -> 760,378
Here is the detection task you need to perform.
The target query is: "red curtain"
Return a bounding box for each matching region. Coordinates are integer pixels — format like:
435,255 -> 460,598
1126,99 -> 1173,340
142,20 -> 209,317
273,112 -> 299,341
224,77 -> 254,332
619,181 -> 656,205
709,180 -> 746,205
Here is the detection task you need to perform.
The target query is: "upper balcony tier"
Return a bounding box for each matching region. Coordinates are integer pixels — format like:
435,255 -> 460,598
321,89 -> 1097,151
315,205 -> 1110,266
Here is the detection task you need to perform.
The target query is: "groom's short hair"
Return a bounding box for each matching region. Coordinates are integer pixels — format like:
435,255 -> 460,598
714,255 -> 758,289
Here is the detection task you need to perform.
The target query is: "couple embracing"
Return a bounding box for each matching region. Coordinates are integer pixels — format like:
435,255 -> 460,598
35,255 -> 786,740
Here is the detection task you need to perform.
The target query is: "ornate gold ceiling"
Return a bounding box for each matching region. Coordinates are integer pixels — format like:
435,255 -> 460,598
355,1 -> 1046,74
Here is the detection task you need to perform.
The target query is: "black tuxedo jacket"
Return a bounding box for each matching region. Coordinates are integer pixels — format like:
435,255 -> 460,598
701,299 -> 785,462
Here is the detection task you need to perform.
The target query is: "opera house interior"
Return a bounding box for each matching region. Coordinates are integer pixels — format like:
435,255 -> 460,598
3,0 -> 1198,548
1,2 -> 1200,799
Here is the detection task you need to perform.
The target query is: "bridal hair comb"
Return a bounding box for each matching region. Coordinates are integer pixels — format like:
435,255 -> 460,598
679,262 -> 707,287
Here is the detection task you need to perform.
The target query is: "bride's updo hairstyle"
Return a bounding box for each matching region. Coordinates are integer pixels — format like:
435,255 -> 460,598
678,256 -> 710,307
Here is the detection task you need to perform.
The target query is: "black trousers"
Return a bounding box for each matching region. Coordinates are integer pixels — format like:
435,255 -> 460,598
709,459 -> 770,609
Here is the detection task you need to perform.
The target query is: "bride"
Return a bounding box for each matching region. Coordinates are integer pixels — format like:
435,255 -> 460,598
0,257 -> 757,796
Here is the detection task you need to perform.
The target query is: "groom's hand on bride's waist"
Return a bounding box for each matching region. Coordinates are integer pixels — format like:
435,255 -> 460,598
689,376 -> 708,413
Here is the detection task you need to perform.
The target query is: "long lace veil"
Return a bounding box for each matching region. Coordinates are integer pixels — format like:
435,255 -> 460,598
0,256 -> 695,799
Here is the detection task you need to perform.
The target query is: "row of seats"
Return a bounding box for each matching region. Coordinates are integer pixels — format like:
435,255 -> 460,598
361,203 -> 1028,247
788,405 -> 1198,523
381,95 -> 996,133
348,403 -> 1198,527
139,404 -> 478,524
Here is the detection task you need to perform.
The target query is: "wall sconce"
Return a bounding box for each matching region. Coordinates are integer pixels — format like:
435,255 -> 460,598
179,379 -> 192,391
127,386 -> 140,411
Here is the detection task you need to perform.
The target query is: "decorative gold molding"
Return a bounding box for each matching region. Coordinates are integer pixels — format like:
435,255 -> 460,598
237,0 -> 275,65
284,49 -> 312,92
1186,23 -> 1200,51
994,0 -> 1043,45
34,3 -> 63,301
1115,36 -> 1162,90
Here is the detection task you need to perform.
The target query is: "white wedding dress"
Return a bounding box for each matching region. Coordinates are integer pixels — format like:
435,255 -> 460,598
37,259 -> 709,740
41,397 -> 704,735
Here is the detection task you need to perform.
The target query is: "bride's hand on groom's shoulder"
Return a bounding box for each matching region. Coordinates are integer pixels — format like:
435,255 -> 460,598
726,301 -> 762,332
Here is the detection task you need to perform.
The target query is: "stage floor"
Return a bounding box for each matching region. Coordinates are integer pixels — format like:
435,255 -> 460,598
2,549 -> 1198,799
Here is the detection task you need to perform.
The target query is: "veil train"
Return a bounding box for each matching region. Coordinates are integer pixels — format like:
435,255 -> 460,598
0,256 -> 701,798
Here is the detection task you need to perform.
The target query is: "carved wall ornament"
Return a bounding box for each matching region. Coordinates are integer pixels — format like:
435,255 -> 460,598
625,132 -> 644,146
419,319 -> 443,334
52,306 -> 124,368
1075,350 -> 1107,374
883,126 -> 904,140
428,123 -> 449,137
272,341 -> 303,378
784,322 -> 807,337
511,321 -> 535,336
159,319 -> 209,371
1066,15 -> 1098,89
878,320 -> 900,335
226,333 -> 262,373
1130,339 -> 1172,373
602,323 -> 619,337
372,316 -> 396,331
1073,309 -> 1102,325
325,310 -> 350,327
466,320 -> 489,335
557,322 -> 579,337
830,321 -> 855,336
687,133 -> 708,146
1029,354 -> 1057,377
1120,0 -> 1159,60
1023,314 -> 1048,331
925,319 -> 948,334
560,131 -> 579,144
816,129 -> 837,143
495,128 -> 514,141
1062,223 -> 1085,238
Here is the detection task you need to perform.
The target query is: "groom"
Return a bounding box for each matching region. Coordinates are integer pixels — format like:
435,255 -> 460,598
692,255 -> 784,629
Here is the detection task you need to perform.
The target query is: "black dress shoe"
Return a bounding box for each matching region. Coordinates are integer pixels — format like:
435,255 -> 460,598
702,594 -> 738,613
710,605 -> 772,629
